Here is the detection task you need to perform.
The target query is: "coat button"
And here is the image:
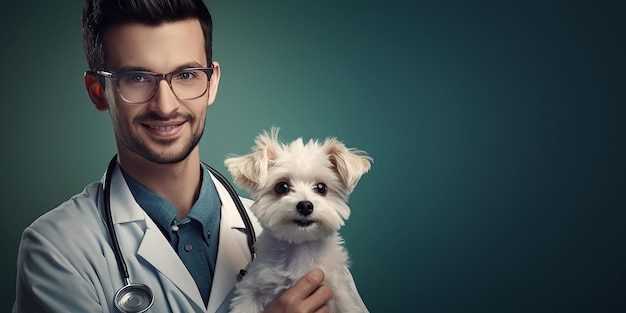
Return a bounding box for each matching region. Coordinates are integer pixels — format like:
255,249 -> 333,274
184,243 -> 193,252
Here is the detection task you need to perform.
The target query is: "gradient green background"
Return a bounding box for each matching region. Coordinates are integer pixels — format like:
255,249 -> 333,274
1,0 -> 624,312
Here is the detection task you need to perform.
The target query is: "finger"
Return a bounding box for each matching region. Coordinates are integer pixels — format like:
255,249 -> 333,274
286,268 -> 325,300
313,304 -> 330,313
306,284 -> 332,308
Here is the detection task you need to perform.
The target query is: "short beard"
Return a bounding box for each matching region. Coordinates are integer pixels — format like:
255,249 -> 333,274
119,113 -> 205,165
136,131 -> 203,164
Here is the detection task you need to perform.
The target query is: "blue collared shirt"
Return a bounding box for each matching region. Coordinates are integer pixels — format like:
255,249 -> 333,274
121,165 -> 221,307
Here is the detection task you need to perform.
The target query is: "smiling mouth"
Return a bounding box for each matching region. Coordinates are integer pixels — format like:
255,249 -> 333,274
148,125 -> 178,131
293,219 -> 315,227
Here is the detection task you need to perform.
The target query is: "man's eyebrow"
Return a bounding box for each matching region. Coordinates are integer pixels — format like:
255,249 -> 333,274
115,62 -> 207,73
176,62 -> 206,70
114,66 -> 150,73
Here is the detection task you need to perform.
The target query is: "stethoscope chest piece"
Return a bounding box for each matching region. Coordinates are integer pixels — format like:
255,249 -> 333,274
114,282 -> 154,313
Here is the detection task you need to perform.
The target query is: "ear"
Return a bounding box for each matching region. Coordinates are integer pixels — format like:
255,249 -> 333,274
224,127 -> 281,192
207,61 -> 221,106
325,138 -> 373,194
84,71 -> 109,111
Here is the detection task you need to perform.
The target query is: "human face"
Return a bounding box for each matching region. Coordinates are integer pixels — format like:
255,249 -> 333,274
100,19 -> 220,164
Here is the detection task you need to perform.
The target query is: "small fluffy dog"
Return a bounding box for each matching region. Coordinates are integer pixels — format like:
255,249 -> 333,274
225,128 -> 372,313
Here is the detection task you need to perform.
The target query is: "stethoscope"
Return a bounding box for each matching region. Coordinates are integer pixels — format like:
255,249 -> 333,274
102,156 -> 256,313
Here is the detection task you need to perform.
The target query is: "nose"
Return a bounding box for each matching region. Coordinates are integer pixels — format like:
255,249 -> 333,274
149,80 -> 180,115
296,201 -> 314,216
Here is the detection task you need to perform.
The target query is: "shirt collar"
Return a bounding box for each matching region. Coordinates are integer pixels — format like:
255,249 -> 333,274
120,165 -> 221,242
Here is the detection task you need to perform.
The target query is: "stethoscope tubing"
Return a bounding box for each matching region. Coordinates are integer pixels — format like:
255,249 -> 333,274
202,161 -> 256,258
102,155 -> 255,312
103,156 -> 132,287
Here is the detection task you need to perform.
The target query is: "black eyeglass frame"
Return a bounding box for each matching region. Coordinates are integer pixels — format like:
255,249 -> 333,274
94,66 -> 214,104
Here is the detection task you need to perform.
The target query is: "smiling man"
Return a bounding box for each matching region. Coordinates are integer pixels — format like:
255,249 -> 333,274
87,19 -> 215,218
13,0 -> 368,312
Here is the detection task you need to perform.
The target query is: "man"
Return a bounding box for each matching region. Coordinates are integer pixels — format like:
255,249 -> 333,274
13,0 -> 368,312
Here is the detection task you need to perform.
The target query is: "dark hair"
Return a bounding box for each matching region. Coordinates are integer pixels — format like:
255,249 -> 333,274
81,0 -> 213,71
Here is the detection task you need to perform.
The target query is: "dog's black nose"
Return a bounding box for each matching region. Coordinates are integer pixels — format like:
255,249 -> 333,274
297,201 -> 314,216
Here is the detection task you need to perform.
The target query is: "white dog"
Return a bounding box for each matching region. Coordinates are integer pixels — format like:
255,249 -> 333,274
225,128 -> 372,313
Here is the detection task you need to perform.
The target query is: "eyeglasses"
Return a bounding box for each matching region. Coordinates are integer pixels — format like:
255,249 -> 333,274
96,67 -> 214,104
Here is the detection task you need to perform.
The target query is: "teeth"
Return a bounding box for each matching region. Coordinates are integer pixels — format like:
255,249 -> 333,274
149,125 -> 177,131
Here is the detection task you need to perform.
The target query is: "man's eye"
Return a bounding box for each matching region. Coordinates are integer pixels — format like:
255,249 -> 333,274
122,73 -> 151,84
176,71 -> 197,80
275,182 -> 290,195
132,75 -> 148,82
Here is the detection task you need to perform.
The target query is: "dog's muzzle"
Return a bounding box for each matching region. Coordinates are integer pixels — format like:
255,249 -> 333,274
297,201 -> 313,215
294,201 -> 315,227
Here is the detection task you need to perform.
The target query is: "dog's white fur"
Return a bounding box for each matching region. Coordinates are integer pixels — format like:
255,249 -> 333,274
226,128 -> 372,313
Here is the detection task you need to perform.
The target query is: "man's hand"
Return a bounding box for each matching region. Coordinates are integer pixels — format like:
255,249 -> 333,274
264,268 -> 332,313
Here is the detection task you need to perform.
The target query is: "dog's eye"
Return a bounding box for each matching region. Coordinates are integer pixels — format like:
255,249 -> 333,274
275,182 -> 290,195
315,183 -> 327,195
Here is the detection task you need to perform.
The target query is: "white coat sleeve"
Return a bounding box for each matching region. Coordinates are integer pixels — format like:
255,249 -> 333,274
13,227 -> 106,313
345,267 -> 370,312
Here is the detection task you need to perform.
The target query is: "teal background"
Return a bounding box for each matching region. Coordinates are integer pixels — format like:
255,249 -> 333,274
1,0 -> 624,312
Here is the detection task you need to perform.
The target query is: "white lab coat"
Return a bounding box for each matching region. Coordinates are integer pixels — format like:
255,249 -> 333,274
14,162 -> 368,312
14,162 -> 258,312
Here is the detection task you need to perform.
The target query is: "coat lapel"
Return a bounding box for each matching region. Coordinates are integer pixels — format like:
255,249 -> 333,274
206,170 -> 255,312
106,161 -> 257,313
137,219 -> 205,310
108,162 -> 205,311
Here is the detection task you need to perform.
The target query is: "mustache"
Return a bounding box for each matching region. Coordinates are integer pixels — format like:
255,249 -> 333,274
135,112 -> 194,123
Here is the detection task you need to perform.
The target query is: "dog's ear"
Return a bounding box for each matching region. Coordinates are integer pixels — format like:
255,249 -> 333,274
325,138 -> 373,194
225,128 -> 281,192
